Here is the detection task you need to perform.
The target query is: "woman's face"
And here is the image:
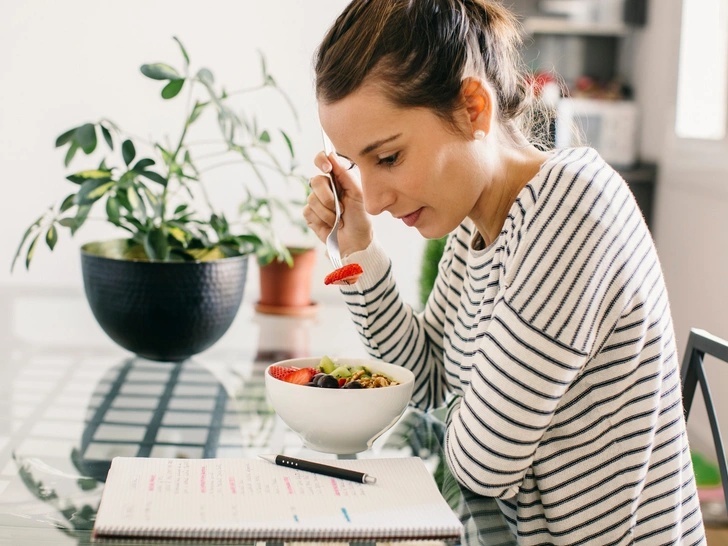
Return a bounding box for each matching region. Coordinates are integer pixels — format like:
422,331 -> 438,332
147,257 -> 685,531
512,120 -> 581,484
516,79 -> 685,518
319,84 -> 487,240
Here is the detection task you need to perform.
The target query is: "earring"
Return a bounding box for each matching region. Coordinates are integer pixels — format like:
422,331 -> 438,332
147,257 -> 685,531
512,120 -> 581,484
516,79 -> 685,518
473,129 -> 485,140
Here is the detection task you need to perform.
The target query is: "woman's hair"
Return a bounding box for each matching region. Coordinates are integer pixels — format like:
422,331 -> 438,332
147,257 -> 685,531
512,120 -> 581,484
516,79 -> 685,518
314,0 -> 555,149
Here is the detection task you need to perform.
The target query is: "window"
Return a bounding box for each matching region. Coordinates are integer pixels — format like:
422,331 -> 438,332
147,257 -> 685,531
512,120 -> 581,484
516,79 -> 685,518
675,0 -> 728,140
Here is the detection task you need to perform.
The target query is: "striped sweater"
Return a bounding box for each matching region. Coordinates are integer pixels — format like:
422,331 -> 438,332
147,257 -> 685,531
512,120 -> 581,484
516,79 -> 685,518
340,148 -> 705,545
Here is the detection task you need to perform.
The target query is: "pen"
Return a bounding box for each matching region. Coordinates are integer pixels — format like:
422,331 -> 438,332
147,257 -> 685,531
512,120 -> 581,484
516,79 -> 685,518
259,454 -> 377,484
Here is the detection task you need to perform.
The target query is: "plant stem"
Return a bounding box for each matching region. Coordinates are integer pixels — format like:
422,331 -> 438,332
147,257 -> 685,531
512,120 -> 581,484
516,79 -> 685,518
195,150 -> 236,161
224,84 -> 267,97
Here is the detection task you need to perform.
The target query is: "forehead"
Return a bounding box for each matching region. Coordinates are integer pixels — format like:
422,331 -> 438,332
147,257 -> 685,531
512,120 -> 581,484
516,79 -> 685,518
319,85 -> 398,135
318,85 -> 438,157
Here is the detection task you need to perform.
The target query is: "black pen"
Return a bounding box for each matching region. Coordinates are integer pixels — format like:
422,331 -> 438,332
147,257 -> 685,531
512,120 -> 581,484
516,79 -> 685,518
259,454 -> 377,484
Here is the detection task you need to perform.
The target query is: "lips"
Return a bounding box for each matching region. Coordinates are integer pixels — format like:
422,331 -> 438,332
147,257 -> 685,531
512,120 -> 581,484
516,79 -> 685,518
400,208 -> 423,227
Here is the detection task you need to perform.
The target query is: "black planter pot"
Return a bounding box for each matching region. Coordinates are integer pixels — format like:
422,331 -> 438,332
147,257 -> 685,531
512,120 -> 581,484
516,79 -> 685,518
81,241 -> 248,361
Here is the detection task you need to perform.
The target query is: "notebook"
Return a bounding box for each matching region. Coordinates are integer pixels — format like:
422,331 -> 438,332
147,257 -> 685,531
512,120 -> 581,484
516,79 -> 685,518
93,456 -> 464,542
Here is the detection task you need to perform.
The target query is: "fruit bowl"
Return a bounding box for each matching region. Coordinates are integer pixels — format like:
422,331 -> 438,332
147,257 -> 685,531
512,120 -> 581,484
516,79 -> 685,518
264,357 -> 415,454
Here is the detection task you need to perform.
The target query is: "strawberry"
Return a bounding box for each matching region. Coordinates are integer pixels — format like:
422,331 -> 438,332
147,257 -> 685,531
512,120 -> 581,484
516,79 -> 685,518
338,378 -> 347,387
324,263 -> 364,286
283,367 -> 318,385
269,365 -> 298,381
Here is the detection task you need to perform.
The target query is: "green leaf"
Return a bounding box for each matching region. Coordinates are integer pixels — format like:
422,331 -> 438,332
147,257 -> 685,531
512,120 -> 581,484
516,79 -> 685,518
196,68 -> 214,85
132,158 -> 155,171
55,127 -> 77,148
173,204 -> 188,216
219,244 -> 241,257
45,225 -> 58,251
127,186 -> 146,222
100,124 -> 113,150
122,139 -> 136,166
75,123 -> 97,154
64,141 -> 79,167
123,215 -> 145,232
139,170 -> 167,186
25,233 -> 41,270
71,205 -> 91,235
155,144 -> 173,164
66,169 -> 112,184
173,36 -> 190,67
161,78 -> 184,99
116,170 -> 135,189
280,130 -> 294,158
188,101 -> 208,125
73,179 -> 115,205
11,216 -> 43,272
59,194 -> 75,212
115,190 -> 132,212
144,227 -> 169,261
141,185 -> 160,215
167,226 -> 187,244
140,63 -> 181,81
77,478 -> 98,492
259,130 -> 270,143
58,217 -> 76,228
259,50 -> 268,80
106,195 -> 121,224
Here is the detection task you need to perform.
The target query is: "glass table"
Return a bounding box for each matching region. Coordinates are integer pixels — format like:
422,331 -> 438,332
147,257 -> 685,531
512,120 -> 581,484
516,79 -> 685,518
0,287 -> 515,545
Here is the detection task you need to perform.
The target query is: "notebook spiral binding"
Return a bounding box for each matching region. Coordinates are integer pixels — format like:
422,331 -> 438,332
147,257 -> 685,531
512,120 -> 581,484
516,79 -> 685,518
96,523 -> 461,542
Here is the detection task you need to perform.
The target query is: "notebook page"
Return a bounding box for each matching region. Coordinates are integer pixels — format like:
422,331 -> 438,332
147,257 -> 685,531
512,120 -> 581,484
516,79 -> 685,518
94,457 -> 463,539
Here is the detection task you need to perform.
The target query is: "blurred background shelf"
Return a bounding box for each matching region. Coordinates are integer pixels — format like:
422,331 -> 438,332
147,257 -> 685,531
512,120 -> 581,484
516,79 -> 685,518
524,16 -> 628,37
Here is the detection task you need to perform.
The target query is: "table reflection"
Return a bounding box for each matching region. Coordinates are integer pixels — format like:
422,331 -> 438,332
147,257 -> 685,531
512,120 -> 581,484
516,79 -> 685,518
0,292 -> 516,545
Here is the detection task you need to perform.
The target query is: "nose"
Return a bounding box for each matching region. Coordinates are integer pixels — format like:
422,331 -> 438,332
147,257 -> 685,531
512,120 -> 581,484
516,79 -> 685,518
360,172 -> 396,216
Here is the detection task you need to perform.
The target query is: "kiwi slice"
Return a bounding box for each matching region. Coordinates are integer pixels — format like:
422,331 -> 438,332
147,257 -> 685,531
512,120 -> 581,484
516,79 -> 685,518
319,355 -> 337,374
331,366 -> 353,379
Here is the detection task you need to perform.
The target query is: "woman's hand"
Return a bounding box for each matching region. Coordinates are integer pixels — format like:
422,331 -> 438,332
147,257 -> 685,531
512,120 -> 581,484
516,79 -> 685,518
303,151 -> 373,257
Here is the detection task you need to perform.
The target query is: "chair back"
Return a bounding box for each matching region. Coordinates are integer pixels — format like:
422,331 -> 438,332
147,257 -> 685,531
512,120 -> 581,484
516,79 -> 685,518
681,328 -> 728,514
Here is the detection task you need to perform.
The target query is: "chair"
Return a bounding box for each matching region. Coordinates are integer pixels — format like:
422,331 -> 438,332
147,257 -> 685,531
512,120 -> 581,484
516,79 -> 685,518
680,328 -> 728,515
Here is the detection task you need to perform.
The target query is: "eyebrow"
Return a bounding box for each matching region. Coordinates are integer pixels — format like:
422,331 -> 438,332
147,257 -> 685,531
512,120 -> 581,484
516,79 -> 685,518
336,133 -> 403,161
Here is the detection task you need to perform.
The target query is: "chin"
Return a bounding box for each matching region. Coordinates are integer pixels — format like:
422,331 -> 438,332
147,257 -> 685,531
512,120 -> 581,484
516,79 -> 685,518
416,216 -> 460,240
417,225 -> 449,240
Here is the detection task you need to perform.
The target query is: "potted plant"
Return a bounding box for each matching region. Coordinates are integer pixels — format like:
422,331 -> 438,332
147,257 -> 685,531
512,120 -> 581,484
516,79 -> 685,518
419,236 -> 448,310
11,37 -> 310,361
255,245 -> 318,317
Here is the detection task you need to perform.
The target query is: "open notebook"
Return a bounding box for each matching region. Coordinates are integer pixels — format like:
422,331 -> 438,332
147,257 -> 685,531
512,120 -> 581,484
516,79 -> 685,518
93,456 -> 464,541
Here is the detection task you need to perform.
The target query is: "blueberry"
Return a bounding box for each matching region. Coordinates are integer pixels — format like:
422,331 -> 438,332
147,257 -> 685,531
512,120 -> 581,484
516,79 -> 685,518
306,382 -> 318,387
312,373 -> 327,385
343,380 -> 363,389
318,374 -> 340,389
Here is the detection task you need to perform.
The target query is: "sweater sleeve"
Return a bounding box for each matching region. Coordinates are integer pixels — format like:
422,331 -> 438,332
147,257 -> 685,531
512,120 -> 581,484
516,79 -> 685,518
443,297 -> 590,499
338,236 -> 456,411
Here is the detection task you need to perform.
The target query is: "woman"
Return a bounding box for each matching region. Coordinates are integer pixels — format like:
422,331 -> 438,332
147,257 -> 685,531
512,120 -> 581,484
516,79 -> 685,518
303,0 -> 705,544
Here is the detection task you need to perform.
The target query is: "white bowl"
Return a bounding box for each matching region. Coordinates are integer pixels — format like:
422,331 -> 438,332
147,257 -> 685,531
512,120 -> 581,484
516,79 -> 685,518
265,357 -> 415,454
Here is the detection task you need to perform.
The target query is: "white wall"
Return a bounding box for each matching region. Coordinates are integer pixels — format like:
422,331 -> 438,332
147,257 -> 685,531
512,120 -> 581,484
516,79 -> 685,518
0,0 -> 425,306
632,0 -> 728,458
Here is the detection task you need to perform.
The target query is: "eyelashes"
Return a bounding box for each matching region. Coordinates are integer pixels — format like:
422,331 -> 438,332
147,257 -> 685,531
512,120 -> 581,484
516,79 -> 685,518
340,152 -> 401,171
377,152 -> 400,168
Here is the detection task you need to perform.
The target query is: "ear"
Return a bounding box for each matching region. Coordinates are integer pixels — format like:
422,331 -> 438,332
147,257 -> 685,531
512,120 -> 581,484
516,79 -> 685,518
461,78 -> 493,136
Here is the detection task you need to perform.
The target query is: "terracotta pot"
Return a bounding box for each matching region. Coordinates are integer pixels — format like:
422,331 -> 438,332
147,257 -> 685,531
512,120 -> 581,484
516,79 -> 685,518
256,248 -> 318,317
